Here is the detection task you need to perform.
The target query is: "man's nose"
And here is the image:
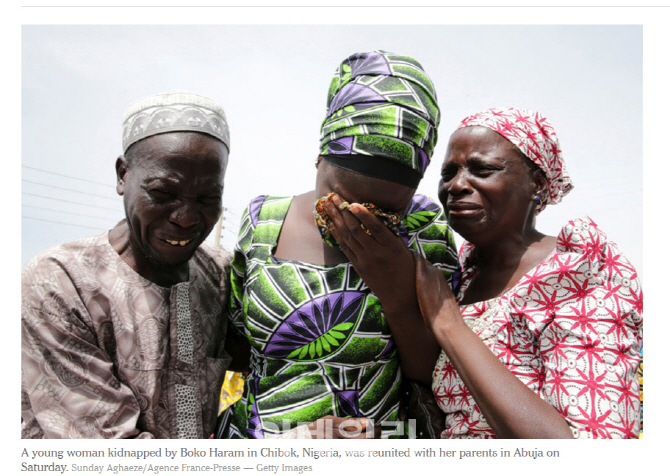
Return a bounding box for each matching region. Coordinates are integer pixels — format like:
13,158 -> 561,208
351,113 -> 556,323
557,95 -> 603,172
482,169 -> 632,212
169,201 -> 201,228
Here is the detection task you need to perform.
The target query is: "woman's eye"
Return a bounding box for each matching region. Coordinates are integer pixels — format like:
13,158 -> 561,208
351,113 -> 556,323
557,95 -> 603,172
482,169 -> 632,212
473,166 -> 499,177
440,170 -> 456,181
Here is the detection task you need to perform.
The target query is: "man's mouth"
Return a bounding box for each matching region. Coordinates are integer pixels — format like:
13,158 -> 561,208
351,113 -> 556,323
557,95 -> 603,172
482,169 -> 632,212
162,238 -> 193,247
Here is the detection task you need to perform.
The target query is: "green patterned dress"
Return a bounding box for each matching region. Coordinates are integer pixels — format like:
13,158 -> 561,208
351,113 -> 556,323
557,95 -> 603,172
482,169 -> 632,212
221,194 -> 458,438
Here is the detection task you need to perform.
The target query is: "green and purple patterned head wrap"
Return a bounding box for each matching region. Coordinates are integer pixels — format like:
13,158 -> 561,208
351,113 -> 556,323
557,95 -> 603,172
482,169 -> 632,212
319,50 -> 440,188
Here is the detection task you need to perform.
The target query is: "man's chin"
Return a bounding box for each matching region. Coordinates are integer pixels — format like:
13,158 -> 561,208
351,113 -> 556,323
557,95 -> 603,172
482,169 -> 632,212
143,242 -> 200,272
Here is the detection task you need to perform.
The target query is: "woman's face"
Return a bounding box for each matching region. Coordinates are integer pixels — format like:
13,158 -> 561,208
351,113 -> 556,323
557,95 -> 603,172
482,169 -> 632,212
315,159 -> 416,215
438,126 -> 541,244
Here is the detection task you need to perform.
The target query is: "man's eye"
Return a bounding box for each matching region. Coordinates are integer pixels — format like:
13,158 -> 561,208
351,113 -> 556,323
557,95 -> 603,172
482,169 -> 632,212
149,189 -> 174,200
200,196 -> 222,205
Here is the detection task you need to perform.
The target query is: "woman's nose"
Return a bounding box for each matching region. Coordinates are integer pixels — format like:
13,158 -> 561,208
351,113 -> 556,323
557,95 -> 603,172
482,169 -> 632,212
447,171 -> 471,195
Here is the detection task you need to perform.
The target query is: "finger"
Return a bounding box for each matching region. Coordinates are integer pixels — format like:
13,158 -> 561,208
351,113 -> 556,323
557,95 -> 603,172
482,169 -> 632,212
330,197 -> 384,250
339,417 -> 369,432
324,198 -> 369,254
348,203 -> 399,245
322,200 -> 356,254
340,418 -> 379,439
335,418 -> 373,439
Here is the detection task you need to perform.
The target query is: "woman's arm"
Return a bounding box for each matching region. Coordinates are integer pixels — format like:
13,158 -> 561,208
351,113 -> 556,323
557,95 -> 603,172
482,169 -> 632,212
414,254 -> 573,439
323,197 -> 440,383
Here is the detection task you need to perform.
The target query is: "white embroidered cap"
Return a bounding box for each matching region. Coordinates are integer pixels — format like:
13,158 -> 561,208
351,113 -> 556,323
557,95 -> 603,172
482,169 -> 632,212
122,90 -> 230,153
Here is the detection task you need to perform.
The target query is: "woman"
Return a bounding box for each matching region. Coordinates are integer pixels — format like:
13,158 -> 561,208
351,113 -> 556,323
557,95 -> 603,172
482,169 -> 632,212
328,107 -> 643,438
219,50 -> 458,439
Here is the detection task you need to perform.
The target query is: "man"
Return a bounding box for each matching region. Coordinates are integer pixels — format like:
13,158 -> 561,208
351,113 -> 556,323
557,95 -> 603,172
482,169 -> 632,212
21,91 -> 238,438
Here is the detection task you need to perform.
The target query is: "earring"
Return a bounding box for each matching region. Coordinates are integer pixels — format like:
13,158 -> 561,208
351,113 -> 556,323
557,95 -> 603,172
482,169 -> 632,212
533,195 -> 540,202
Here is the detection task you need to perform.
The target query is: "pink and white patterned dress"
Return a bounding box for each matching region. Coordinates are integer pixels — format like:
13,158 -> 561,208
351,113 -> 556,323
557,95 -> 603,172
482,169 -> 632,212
432,217 -> 643,438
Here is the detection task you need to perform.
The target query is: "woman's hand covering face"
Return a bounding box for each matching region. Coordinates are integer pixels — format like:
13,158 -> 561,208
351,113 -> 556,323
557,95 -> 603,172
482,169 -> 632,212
314,192 -> 405,250
322,193 -> 414,306
324,192 -> 444,384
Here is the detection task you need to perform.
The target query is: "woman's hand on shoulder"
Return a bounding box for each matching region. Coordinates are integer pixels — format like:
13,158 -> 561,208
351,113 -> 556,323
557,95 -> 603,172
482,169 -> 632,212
413,252 -> 461,332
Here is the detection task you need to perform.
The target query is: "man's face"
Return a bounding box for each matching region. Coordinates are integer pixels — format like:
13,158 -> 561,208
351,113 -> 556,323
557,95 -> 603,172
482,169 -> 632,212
117,132 -> 228,280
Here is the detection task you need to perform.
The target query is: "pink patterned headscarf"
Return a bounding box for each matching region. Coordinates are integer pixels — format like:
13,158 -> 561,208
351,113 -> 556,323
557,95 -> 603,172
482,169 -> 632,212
457,107 -> 573,213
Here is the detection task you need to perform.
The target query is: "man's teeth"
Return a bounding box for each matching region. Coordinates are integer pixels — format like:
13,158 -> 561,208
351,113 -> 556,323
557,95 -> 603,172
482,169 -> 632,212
165,239 -> 191,246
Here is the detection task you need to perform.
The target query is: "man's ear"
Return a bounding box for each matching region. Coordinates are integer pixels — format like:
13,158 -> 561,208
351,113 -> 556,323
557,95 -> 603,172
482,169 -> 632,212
115,156 -> 128,196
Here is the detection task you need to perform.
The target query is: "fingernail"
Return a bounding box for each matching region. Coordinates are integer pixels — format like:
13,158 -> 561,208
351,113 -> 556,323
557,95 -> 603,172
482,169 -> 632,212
332,194 -> 350,210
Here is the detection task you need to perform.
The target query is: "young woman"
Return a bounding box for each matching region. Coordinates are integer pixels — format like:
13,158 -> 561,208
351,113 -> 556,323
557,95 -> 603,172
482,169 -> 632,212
218,51 -> 458,439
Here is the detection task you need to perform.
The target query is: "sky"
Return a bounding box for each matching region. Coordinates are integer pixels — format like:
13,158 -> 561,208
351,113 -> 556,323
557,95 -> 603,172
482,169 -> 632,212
22,24 -> 643,282
10,3 -> 669,470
